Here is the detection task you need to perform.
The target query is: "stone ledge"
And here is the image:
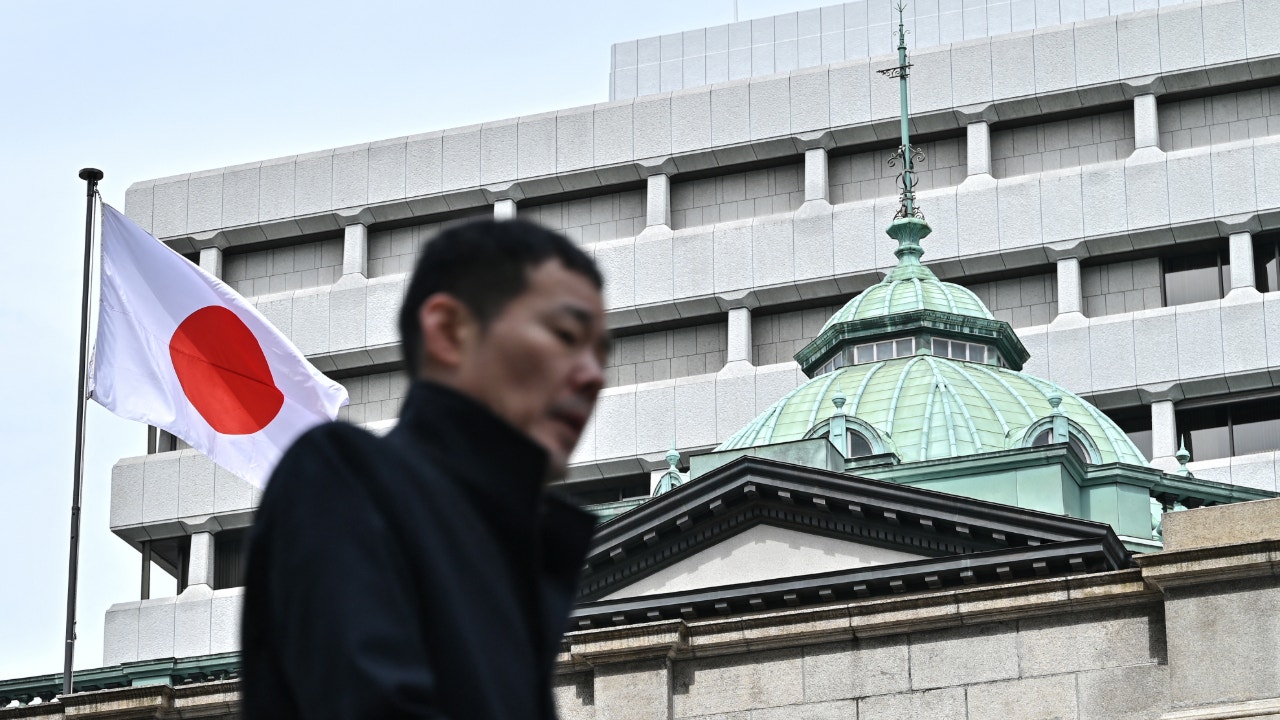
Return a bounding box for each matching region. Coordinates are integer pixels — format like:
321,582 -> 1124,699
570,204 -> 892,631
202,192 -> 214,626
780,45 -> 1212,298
1138,539 -> 1280,590
1161,696 -> 1280,719
1161,498 -> 1280,552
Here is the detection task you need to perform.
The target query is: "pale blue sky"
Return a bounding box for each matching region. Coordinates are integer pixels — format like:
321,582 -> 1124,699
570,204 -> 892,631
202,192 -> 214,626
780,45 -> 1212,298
0,0 -> 824,681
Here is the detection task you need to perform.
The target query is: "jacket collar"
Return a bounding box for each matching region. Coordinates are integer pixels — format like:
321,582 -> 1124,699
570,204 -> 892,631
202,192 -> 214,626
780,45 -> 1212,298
392,380 -> 552,519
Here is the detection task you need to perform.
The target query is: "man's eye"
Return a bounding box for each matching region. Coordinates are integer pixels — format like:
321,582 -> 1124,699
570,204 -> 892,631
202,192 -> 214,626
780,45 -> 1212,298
555,328 -> 581,345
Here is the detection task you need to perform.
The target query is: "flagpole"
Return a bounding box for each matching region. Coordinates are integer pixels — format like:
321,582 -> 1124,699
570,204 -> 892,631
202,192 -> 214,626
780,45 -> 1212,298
63,167 -> 102,697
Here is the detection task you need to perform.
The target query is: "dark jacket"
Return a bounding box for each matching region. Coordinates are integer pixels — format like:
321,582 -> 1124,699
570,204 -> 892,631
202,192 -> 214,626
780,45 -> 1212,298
241,381 -> 597,719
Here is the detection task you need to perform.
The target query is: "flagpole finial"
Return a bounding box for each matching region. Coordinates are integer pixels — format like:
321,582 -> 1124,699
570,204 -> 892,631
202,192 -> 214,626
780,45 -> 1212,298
78,168 -> 104,183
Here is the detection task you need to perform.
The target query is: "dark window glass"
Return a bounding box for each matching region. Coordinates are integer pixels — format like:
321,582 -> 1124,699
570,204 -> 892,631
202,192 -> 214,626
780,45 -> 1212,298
1163,249 -> 1229,306
1255,234 -> 1280,293
214,528 -> 249,590
848,432 -> 873,457
932,338 -> 947,356
1178,404 -> 1232,461
1030,428 -> 1091,461
1031,429 -> 1052,446
1105,406 -> 1154,461
856,345 -> 874,363
894,338 -> 913,356
1227,398 -> 1280,456
564,474 -> 650,505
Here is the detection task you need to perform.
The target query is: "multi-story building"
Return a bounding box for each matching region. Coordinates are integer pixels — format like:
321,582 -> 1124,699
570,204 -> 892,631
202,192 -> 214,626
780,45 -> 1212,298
5,0 -> 1280,716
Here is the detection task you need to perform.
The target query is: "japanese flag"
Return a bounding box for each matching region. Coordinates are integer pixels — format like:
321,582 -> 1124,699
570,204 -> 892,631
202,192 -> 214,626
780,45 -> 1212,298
89,203 -> 349,488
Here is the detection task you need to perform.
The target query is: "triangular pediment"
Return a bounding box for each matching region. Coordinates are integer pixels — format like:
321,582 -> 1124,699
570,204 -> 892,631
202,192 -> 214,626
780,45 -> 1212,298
602,524 -> 928,600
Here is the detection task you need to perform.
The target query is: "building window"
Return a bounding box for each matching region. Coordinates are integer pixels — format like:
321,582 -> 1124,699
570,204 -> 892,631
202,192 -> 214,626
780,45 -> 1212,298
1254,233 -> 1280,292
1178,397 -> 1280,461
1163,247 -> 1229,306
561,474 -> 651,505
214,528 -> 249,590
1104,406 -> 1153,461
847,431 -> 873,457
930,338 -> 994,365
853,337 -> 915,364
1030,428 -> 1095,463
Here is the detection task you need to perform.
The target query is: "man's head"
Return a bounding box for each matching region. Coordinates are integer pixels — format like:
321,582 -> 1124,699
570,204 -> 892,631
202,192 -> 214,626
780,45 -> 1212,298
398,219 -> 608,479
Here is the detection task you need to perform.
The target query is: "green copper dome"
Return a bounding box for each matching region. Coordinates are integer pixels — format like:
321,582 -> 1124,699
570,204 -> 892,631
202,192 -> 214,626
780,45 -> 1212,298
718,357 -> 1148,466
820,271 -> 993,331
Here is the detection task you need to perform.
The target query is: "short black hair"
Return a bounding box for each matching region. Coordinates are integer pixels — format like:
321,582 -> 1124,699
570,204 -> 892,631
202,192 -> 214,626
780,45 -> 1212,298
397,218 -> 603,376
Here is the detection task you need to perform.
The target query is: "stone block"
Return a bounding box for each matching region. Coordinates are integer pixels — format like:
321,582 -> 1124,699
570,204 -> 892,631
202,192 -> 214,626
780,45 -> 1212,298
479,120 -> 518,186
957,178 -> 1001,260
294,150 -> 334,215
1174,302 -> 1225,381
711,80 -> 751,147
553,672 -> 595,720
856,687 -> 966,719
329,281 -> 367,351
634,93 -> 672,160
177,450 -> 216,520
790,66 -> 830,133
671,87 -> 713,155
1125,155 -> 1171,230
1118,9 -> 1161,79
1088,314 -> 1137,391
255,294 -> 293,344
1080,162 -> 1128,237
1033,25 -> 1076,95
1166,149 -> 1215,225
794,203 -> 835,283
832,201 -> 878,279
173,590 -> 212,658
673,228 -> 715,300
753,699 -> 857,720
1039,172 -> 1084,244
997,175 -> 1043,250
952,39 -> 994,108
111,456 -> 146,529
908,622 -> 1019,690
1047,321 -> 1093,394
803,637 -> 909,702
405,132 -> 444,197
1166,576 -> 1280,706
152,177 -> 189,238
675,375 -> 718,448
594,388 -> 637,460
910,45 -> 953,113
715,365 -> 758,441
1227,453 -> 1279,492
125,180 -> 155,233
594,101 -> 634,168
1212,142 -> 1257,218
1017,606 -> 1163,677
291,288 -> 331,356
1075,16 -> 1120,86
635,382 -> 676,455
829,59 -> 871,128
367,140 -> 406,205
366,276 -> 403,348
142,454 -> 180,525
594,659 -> 670,720
136,598 -> 176,661
442,125 -> 482,191
1158,3 -> 1205,72
595,238 -> 636,311
750,74 -> 790,140
1076,664 -> 1168,720
991,31 -> 1036,100
210,590 -> 243,655
1203,0 -> 1247,66
968,674 -> 1078,720
516,113 -> 557,179
186,170 -> 223,233
1221,295 -> 1267,376
752,215 -> 795,289
713,221 -> 754,295
556,107 -> 596,175
672,648 -> 803,717
103,602 -> 140,665
213,463 -> 253,514
332,144 -> 369,209
634,226 -> 675,307
259,157 -> 296,222
1244,0 -> 1280,58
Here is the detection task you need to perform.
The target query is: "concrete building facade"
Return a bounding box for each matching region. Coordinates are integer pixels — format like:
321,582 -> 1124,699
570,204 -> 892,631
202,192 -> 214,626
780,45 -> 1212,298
5,0 -> 1280,716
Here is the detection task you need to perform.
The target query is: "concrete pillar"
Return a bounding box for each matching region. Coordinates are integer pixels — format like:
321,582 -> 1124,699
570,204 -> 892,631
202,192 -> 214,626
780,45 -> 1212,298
1134,94 -> 1160,150
967,121 -> 992,177
198,247 -> 223,278
342,223 -> 368,278
1056,257 -> 1084,316
646,173 -> 671,227
187,531 -> 215,590
1152,400 -> 1178,461
804,147 -> 829,202
494,198 -> 518,220
1228,231 -> 1256,293
726,307 -> 753,364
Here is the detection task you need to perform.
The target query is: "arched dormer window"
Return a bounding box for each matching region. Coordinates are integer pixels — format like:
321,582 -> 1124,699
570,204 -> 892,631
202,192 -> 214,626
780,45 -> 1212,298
1020,419 -> 1101,464
805,415 -> 890,459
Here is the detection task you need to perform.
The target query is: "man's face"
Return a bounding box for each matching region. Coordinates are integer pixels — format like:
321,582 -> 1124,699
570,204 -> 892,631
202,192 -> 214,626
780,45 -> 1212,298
444,260 -> 608,479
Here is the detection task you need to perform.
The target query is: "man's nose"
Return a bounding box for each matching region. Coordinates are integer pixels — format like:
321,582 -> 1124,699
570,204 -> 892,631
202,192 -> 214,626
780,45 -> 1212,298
574,349 -> 606,393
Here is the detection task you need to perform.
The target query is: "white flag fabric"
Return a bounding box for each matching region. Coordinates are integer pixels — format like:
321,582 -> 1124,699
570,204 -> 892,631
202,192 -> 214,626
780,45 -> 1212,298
89,203 -> 349,488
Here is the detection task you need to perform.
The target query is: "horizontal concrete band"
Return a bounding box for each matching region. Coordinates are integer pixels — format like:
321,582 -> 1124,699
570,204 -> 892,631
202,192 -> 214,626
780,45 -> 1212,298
103,588 -> 242,667
125,0 -> 1280,245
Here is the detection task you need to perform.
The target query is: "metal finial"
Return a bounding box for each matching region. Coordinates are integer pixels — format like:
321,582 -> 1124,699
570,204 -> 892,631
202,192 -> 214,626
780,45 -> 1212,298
1048,394 -> 1063,415
1176,436 -> 1192,476
666,442 -> 681,470
876,2 -> 924,222
832,391 -> 847,412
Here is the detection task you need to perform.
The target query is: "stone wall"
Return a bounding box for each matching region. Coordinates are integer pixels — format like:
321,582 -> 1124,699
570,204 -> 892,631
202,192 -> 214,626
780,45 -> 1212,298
605,321 -> 728,387
671,163 -> 804,230
335,370 -> 409,426
1160,84 -> 1280,152
828,136 -> 965,204
1081,257 -> 1163,317
523,189 -> 646,245
752,304 -> 843,366
223,237 -> 343,297
962,272 -> 1058,328
991,109 -> 1135,179
366,209 -> 489,279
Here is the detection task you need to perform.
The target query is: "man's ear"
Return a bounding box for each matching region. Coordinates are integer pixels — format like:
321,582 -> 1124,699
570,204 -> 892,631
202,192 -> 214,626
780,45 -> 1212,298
418,294 -> 479,374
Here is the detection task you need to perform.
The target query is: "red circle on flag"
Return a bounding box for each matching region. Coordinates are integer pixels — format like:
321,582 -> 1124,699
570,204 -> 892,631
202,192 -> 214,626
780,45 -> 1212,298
169,306 -> 285,435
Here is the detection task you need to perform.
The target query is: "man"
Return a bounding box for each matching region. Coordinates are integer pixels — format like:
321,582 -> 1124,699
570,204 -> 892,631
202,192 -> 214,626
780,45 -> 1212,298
241,219 -> 609,719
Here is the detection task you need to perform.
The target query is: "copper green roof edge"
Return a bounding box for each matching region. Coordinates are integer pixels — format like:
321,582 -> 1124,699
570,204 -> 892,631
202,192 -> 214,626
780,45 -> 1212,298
0,651 -> 242,700
761,383 -> 810,444
805,369 -> 848,430
820,276 -> 992,333
1019,374 -> 1149,466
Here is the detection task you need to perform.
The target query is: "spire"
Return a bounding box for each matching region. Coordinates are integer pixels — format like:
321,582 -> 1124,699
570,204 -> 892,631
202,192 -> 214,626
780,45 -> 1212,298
652,442 -> 686,497
877,3 -> 932,279
1176,436 -> 1194,478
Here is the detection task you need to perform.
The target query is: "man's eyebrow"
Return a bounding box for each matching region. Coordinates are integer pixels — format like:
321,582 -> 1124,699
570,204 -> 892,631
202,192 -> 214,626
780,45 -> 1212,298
553,304 -> 612,351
